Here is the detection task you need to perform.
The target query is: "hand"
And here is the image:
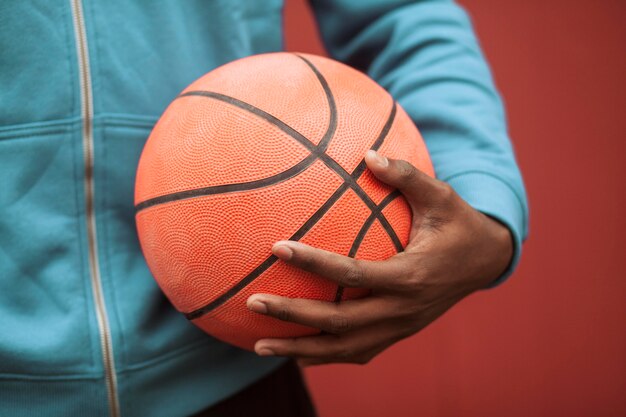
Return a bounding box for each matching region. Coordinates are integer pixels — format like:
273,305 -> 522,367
247,150 -> 513,366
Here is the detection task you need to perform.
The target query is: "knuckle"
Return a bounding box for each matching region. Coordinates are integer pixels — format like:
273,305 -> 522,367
275,304 -> 292,322
328,314 -> 351,334
396,270 -> 424,292
299,252 -> 318,271
340,262 -> 366,288
397,161 -> 417,182
404,273 -> 422,289
436,181 -> 455,202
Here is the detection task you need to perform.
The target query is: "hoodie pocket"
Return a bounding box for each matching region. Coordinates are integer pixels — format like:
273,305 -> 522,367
0,120 -> 96,376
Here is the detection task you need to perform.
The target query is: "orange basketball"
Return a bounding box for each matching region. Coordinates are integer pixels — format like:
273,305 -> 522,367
134,52 -> 433,350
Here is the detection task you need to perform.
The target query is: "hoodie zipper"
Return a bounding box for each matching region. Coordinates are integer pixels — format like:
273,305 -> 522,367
69,1 -> 121,416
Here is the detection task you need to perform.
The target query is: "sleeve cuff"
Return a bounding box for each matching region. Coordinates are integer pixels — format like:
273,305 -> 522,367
444,171 -> 527,287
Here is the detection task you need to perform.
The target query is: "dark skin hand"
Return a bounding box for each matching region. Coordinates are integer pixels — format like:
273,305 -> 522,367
247,150 -> 513,366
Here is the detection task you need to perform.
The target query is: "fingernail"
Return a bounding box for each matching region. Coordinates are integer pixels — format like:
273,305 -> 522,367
248,299 -> 268,314
367,150 -> 388,168
256,346 -> 275,356
272,243 -> 293,261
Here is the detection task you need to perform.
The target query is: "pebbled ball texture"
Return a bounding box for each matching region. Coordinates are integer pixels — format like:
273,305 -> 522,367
135,52 -> 433,350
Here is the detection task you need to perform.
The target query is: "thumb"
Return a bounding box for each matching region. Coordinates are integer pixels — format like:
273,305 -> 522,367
364,150 -> 450,208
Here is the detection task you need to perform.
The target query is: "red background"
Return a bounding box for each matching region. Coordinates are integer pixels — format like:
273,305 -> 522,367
284,1 -> 626,416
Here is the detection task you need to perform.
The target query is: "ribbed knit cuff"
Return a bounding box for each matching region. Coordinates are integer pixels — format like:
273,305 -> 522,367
444,171 -> 527,287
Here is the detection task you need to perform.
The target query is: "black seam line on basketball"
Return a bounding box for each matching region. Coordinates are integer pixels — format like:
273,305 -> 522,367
135,153 -> 319,212
333,190 -> 402,303
322,151 -> 396,221
293,53 -> 338,153
350,101 -> 397,180
135,60 -> 338,213
184,183 -> 351,320
185,254 -> 277,321
181,91 -> 320,150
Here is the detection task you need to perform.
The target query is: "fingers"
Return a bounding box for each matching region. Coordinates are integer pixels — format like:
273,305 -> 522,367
247,293 -> 412,365
247,293 -> 394,335
253,322 -> 400,365
364,150 -> 453,208
272,241 -> 410,291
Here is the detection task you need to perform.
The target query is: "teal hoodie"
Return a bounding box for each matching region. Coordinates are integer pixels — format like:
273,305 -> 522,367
0,1 -> 528,416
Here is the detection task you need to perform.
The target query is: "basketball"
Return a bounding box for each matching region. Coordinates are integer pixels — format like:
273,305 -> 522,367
134,52 -> 433,350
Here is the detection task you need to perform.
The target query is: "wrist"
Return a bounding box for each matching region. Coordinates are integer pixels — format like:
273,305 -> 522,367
481,214 -> 514,287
